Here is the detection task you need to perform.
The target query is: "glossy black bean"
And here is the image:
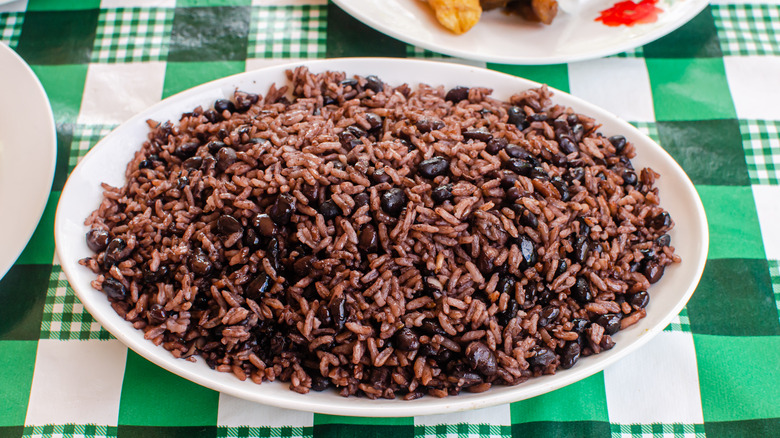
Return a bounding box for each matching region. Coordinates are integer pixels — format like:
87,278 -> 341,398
371,168 -> 392,185
555,259 -> 568,277
567,167 -> 585,183
182,156 -> 203,170
353,192 -> 370,209
252,213 -> 276,237
217,214 -> 243,235
506,158 -> 534,176
266,238 -> 280,272
234,91 -> 259,112
516,208 -> 538,228
105,238 -> 129,264
147,303 -> 167,325
203,109 -> 220,123
381,188 -> 407,217
538,306 -> 560,327
600,335 -> 616,350
559,342 -> 580,369
505,187 -> 523,204
465,342 -> 498,376
559,136 -> 578,155
86,229 -> 110,252
628,291 -> 650,309
310,375 -> 330,392
656,234 -> 671,247
358,225 -> 378,252
364,75 -> 383,93
174,141 -> 199,158
445,86 -> 469,103
175,175 -> 189,191
322,96 -> 337,106
142,264 -> 168,284
462,128 -> 493,143
243,228 -> 262,251
476,252 -> 494,275
551,176 -> 570,201
644,262 -> 665,284
517,234 -> 537,268
571,277 -> 593,303
621,170 -> 637,186
364,112 -> 382,131
570,318 -> 590,333
504,144 -> 529,159
245,272 -> 270,301
319,199 -> 340,220
394,328 -> 420,351
416,117 -> 444,133
340,78 -> 358,89
138,159 -> 155,169
507,106 -> 527,129
431,184 -> 453,204
571,124 -> 584,141
499,170 -> 518,189
268,193 -> 296,225
418,156 -> 449,179
485,137 -> 507,155
216,147 -> 237,172
650,212 -> 672,230
206,140 -> 225,154
566,114 -> 579,125
189,248 -> 212,276
214,99 -> 235,113
528,113 -> 548,122
420,320 -> 446,336
527,347 -> 556,368
293,255 -> 316,277
330,295 -> 347,330
572,235 -> 590,263
596,314 -> 622,336
102,278 -> 127,301
609,135 -> 627,153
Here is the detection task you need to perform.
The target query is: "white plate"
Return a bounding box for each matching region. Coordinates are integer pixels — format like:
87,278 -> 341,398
333,0 -> 708,64
0,43 -> 56,280
55,58 -> 708,417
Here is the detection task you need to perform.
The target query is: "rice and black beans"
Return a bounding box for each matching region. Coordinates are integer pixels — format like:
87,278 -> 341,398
81,67 -> 679,399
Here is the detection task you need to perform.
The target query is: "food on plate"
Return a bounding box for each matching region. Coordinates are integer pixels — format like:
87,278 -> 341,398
81,67 -> 679,399
428,0 -> 559,34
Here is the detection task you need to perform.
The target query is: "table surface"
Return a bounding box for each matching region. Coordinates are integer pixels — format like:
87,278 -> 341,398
1,0 -> 779,437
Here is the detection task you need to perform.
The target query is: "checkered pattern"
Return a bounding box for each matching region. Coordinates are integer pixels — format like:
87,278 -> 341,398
216,426 -> 312,438
713,4 -> 780,57
69,124 -> 117,171
42,265 -> 113,340
0,12 -> 23,47
739,119 -> 780,185
414,424 -> 510,438
91,8 -> 174,63
22,425 -> 117,438
1,1 -> 778,437
610,423 -> 705,438
248,5 -> 327,59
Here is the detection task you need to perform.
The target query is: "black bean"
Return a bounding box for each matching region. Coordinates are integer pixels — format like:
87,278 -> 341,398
266,238 -> 280,272
477,252 -> 494,275
551,176 -> 570,201
86,229 -> 110,252
330,295 -> 347,330
319,199 -> 340,220
559,137 -> 578,155
572,235 -> 590,263
293,255 -> 317,277
609,135 -> 627,153
507,106 -> 527,129
462,128 -> 493,143
214,99 -> 235,113
381,188 -> 407,217
596,314 -> 622,336
102,278 -> 127,301
499,170 -> 518,189
358,225 -> 378,252
570,318 -> 590,333
338,130 -> 360,151
147,303 -> 167,325
138,159 -> 155,169
246,272 -> 270,301
506,187 -> 523,204
416,117 -> 444,133
506,158 -> 534,176
174,141 -> 199,158
622,170 -> 638,186
567,114 -> 579,125
420,320 -> 446,336
656,234 -> 671,247
538,306 -> 560,327
322,96 -> 337,106
504,144 -> 529,159
555,259 -> 568,277
559,342 -> 580,369
364,75 -> 383,93
353,192 -> 370,209
189,248 -> 212,276
340,78 -> 358,89
600,335 -> 616,350
217,214 -> 243,235
175,175 -> 189,191
105,238 -> 129,264
268,193 -> 296,225
465,342 -> 497,376
310,375 -> 330,392
517,235 -> 537,269
571,277 -> 592,303
445,86 -> 469,103
527,347 -> 556,368
644,262 -> 665,284
431,184 -> 453,204
142,263 -> 168,284
497,299 -> 519,327
182,156 -> 202,170
364,112 -> 382,131
649,212 -> 672,230
394,328 -> 420,351
234,91 -> 259,112
516,208 -> 538,228
243,228 -> 262,251
203,109 -> 220,123
207,140 -> 226,154
418,156 -> 449,179
371,168 -> 392,185
252,213 -> 276,237
628,291 -> 649,309
568,167 -> 585,183
571,124 -> 584,141
216,147 -> 237,172
553,118 -> 569,132
485,137 -> 507,155
529,113 -> 548,122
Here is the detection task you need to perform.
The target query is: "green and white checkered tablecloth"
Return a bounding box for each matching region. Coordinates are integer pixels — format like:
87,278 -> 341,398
1,0 -> 778,437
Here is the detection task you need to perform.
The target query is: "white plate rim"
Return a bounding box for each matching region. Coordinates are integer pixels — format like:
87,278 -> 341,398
331,0 -> 710,65
0,43 -> 57,280
55,57 -> 708,417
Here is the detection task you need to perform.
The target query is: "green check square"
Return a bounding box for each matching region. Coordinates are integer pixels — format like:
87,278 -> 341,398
510,372 -> 608,422
0,426 -> 23,438
15,9 -> 100,65
657,119 -> 749,186
248,4 -> 328,59
643,6 -> 722,58
168,6 -> 250,62
325,3 -> 405,58
0,265 -> 50,341
694,334 -> 780,421
513,421 -> 609,437
739,119 -> 780,186
163,61 -> 245,99
0,12 -> 24,48
646,58 -> 736,121
116,426 -> 216,438
25,0 -> 100,11
696,185 -> 765,260
487,63 -> 570,94
118,351 -> 219,426
0,341 -> 37,426
314,415 -> 413,438
704,418 -> 780,438
16,191 -> 58,265
30,64 -> 88,126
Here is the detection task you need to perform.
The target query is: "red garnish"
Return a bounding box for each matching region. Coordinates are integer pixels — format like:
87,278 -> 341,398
596,0 -> 664,27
